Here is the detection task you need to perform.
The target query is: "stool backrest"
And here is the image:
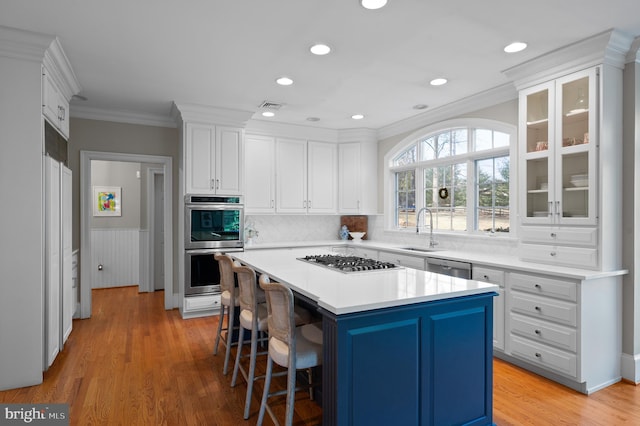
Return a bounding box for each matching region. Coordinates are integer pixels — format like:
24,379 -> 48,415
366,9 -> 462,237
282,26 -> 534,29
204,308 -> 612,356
258,274 -> 294,346
214,253 -> 235,293
233,262 -> 259,314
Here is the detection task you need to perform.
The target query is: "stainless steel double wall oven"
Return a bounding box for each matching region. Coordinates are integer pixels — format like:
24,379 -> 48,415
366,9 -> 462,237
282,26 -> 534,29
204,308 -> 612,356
184,195 -> 244,296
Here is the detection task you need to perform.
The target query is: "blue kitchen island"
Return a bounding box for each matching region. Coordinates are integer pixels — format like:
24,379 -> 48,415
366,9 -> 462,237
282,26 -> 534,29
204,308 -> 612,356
232,247 -> 498,426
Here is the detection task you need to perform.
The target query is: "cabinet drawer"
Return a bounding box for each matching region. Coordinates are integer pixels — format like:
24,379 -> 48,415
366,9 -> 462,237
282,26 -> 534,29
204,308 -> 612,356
473,266 -> 505,287
520,243 -> 598,270
509,291 -> 577,327
509,272 -> 577,302
184,294 -> 221,311
510,312 -> 577,352
378,252 -> 425,270
520,226 -> 597,247
510,335 -> 577,378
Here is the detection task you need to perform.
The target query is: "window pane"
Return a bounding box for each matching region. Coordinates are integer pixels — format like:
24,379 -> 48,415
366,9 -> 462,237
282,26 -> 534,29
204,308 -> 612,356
475,156 -> 509,232
393,146 -> 417,166
475,129 -> 493,151
437,132 -> 451,158
452,129 -> 468,155
420,137 -> 436,161
396,170 -> 415,228
494,131 -> 510,148
424,163 -> 467,231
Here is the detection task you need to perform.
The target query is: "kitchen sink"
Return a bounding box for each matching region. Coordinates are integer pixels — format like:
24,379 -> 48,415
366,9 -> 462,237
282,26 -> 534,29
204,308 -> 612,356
399,247 -> 441,252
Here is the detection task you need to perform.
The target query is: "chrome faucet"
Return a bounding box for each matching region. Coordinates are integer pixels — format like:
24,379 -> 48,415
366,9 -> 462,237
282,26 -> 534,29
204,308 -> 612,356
416,207 -> 438,248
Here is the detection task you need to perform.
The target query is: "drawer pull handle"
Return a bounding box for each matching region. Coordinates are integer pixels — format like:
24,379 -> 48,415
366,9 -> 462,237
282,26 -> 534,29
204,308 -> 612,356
534,329 -> 541,335
535,352 -> 542,358
534,306 -> 541,311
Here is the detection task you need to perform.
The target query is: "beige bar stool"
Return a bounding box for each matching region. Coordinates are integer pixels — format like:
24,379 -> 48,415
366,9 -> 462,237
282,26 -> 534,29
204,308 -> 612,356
257,274 -> 323,426
232,263 -> 312,420
213,253 -> 239,375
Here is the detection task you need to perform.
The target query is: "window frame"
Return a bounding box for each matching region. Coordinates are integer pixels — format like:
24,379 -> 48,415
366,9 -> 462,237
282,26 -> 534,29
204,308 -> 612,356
385,118 -> 517,236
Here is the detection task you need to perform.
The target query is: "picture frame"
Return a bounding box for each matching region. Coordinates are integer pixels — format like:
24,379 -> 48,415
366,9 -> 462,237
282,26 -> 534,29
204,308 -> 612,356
93,186 -> 121,216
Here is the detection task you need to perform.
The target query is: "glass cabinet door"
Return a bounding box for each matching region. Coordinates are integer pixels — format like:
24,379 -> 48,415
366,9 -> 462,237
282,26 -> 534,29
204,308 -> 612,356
556,68 -> 597,225
522,82 -> 554,222
521,67 -> 597,226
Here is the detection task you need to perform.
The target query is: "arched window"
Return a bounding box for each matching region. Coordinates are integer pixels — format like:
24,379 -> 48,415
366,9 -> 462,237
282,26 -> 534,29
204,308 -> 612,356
386,119 -> 515,234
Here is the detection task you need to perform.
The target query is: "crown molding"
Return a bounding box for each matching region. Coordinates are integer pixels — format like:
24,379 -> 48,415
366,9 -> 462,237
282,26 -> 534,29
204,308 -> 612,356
503,28 -> 635,90
42,37 -> 81,100
377,83 -> 517,141
627,37 -> 640,64
0,25 -> 51,62
245,118 -> 340,142
71,105 -> 178,128
171,102 -> 254,127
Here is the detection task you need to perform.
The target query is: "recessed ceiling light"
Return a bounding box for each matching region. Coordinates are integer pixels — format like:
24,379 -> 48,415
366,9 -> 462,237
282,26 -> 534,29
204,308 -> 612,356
413,104 -> 429,110
310,43 -> 331,55
504,42 -> 527,53
351,114 -> 364,120
276,76 -> 293,86
430,78 -> 448,86
262,111 -> 275,117
360,0 -> 388,10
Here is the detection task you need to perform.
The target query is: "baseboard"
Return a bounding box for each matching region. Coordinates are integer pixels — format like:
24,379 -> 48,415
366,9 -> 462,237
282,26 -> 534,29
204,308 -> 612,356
621,352 -> 640,384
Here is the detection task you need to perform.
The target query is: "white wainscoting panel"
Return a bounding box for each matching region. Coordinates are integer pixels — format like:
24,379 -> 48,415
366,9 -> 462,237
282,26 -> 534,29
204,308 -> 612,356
90,229 -> 140,288
139,230 -> 149,292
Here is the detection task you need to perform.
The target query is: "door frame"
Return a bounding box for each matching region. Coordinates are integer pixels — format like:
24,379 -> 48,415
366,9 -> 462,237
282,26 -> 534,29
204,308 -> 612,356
147,167 -> 164,292
80,150 -> 173,318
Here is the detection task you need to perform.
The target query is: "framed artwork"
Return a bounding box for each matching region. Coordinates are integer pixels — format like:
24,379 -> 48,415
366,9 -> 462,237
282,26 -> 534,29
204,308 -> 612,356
93,186 -> 121,216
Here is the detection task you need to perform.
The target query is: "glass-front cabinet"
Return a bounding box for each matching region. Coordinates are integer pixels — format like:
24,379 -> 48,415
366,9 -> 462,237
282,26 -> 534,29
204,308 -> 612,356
520,67 -> 597,226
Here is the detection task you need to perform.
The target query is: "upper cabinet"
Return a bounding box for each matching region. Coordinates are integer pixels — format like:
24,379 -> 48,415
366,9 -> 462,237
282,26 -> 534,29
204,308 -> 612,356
244,135 -> 276,213
184,122 -> 243,195
520,68 -> 597,226
173,103 -> 253,197
338,140 -> 378,214
275,138 -> 337,214
505,29 -> 634,271
42,65 -> 70,139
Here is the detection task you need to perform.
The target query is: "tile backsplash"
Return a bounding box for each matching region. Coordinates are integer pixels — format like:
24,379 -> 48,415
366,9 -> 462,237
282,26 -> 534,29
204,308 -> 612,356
245,214 -> 516,255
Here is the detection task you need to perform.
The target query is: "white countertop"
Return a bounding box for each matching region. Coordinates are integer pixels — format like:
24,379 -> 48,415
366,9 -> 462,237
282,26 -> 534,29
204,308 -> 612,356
245,239 -> 628,281
231,247 -> 498,315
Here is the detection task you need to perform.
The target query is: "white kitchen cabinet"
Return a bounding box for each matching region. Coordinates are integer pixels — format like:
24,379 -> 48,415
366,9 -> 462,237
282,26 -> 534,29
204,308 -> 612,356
473,266 -> 505,351
42,65 -> 70,139
44,157 -> 73,369
184,122 -> 243,195
244,135 -> 276,213
520,67 -> 597,226
275,138 -> 337,214
338,141 -> 378,214
502,271 -> 621,394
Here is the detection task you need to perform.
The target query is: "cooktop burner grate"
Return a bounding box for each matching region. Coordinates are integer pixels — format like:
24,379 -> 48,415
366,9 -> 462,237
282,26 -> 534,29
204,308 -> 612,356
297,254 -> 399,273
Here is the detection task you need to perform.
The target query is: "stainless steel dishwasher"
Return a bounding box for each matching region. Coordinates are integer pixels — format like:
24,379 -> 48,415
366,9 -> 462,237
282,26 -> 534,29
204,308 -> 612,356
425,257 -> 472,279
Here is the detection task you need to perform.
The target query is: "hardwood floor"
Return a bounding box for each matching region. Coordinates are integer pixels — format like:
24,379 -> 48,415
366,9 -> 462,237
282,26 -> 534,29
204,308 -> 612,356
1,286 -> 639,425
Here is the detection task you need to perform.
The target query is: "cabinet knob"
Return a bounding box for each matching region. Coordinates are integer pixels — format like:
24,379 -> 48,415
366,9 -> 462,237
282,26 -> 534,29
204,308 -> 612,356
550,232 -> 556,238
535,352 -> 542,358
534,329 -> 541,335
534,306 -> 541,311
483,274 -> 490,281
550,252 -> 557,257
534,284 -> 541,289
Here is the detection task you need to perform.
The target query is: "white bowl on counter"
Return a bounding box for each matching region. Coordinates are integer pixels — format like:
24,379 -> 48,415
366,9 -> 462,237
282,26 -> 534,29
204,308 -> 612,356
349,231 -> 366,242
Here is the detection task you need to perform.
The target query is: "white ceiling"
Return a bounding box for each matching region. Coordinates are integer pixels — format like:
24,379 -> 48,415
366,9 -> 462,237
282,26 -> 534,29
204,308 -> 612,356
2,0 -> 639,130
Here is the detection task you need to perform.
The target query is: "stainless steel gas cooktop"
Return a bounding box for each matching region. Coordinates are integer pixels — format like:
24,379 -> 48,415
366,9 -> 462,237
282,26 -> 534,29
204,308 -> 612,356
297,254 -> 399,273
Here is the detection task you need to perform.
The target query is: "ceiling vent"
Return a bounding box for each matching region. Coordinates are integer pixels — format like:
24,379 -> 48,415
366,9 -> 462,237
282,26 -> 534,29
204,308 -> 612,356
258,101 -> 284,110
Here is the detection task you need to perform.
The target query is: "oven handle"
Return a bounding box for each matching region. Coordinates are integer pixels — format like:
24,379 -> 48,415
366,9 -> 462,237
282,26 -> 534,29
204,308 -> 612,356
185,247 -> 244,255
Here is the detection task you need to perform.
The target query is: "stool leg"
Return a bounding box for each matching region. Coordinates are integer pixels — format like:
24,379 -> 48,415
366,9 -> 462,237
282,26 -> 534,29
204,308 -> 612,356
231,325 -> 245,387
213,304 -> 226,355
257,355 -> 273,426
222,304 -> 235,375
243,327 -> 259,419
285,358 -> 296,426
